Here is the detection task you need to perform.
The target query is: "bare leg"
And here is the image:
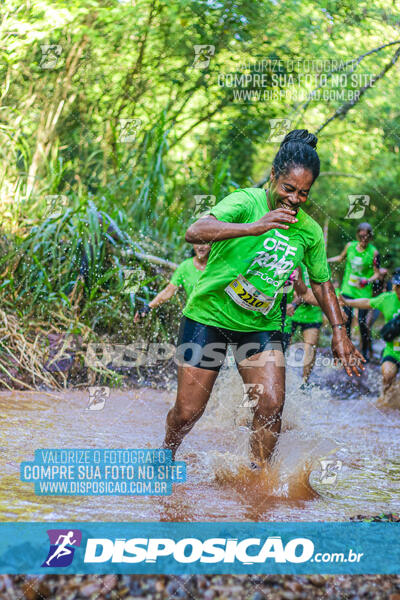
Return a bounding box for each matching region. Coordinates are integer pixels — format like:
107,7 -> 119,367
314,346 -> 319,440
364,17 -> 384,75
302,327 -> 319,384
162,365 -> 218,458
237,349 -> 285,465
380,361 -> 398,405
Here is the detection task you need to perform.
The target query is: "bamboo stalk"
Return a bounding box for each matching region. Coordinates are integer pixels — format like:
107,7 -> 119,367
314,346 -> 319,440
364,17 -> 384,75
134,251 -> 177,270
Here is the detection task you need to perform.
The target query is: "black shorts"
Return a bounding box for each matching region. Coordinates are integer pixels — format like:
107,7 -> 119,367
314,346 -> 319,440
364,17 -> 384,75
176,317 -> 283,371
291,321 -> 322,333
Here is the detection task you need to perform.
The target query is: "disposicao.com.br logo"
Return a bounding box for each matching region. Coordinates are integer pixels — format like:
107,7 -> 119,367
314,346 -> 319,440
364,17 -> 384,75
42,529 -> 82,567
82,536 -> 363,565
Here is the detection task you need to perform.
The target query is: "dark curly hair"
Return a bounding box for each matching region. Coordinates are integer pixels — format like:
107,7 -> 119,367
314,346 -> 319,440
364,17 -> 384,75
272,129 -> 320,181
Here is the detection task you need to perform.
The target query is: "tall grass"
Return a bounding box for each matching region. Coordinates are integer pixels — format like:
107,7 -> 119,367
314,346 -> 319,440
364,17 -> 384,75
0,199 -> 180,340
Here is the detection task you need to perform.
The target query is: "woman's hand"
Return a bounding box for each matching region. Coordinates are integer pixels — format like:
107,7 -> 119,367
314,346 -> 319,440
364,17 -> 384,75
134,304 -> 151,323
250,209 -> 298,236
339,294 -> 350,306
331,329 -> 365,377
286,303 -> 296,317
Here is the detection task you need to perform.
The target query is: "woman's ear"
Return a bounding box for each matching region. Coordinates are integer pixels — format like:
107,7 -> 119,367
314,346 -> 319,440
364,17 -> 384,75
269,166 -> 275,183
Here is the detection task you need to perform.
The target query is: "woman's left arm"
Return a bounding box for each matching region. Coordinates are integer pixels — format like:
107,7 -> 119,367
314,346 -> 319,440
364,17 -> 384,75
310,279 -> 365,377
367,251 -> 381,284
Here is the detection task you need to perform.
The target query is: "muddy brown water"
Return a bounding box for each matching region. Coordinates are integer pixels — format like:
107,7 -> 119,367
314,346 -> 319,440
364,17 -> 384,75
1,362 -> 400,522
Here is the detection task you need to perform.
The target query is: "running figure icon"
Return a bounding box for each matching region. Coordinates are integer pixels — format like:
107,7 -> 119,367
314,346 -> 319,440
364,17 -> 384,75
42,529 -> 82,568
46,531 -> 77,566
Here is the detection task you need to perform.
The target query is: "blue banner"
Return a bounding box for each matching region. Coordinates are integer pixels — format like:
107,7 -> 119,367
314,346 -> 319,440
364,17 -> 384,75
0,522 -> 398,574
20,449 -> 186,496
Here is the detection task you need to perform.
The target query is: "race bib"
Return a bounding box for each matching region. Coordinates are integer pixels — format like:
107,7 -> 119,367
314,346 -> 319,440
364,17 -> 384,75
348,273 -> 361,287
225,274 -> 276,315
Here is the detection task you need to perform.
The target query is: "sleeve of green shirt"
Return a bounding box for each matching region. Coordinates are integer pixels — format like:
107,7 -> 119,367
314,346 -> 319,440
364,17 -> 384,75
370,293 -> 386,311
170,263 -> 184,287
302,227 -> 330,283
210,190 -> 251,223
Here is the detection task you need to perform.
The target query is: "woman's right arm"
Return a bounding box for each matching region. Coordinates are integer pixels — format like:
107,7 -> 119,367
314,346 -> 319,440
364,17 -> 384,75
340,296 -> 372,310
185,209 -> 298,243
134,283 -> 178,323
149,283 -> 178,308
328,242 -> 349,263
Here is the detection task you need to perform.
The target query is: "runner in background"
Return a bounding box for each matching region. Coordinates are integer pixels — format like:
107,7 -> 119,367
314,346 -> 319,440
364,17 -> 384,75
341,268 -> 400,405
281,268 -> 322,354
328,223 -> 380,361
290,262 -> 324,385
134,244 -> 211,322
367,262 -> 389,359
282,268 -> 347,383
281,275 -> 296,353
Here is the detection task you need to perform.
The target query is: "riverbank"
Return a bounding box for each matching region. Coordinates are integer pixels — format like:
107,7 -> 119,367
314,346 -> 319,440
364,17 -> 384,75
2,361 -> 400,597
2,336 -> 398,599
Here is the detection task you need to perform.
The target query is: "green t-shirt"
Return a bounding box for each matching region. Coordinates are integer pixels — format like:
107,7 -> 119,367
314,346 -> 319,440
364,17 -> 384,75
370,291 -> 400,361
341,241 -> 377,299
183,188 -> 330,332
293,263 -> 323,324
170,258 -> 203,297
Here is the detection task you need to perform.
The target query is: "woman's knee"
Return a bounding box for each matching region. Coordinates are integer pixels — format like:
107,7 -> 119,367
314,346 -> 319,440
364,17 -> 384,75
253,391 -> 284,420
381,363 -> 397,387
171,403 -> 204,428
382,372 -> 396,387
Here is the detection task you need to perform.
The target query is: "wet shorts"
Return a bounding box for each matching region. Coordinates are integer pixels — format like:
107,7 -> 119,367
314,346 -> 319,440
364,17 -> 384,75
176,317 -> 283,371
291,321 -> 322,333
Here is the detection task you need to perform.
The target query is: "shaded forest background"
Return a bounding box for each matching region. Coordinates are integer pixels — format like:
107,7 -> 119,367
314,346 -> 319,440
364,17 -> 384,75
1,0 -> 400,350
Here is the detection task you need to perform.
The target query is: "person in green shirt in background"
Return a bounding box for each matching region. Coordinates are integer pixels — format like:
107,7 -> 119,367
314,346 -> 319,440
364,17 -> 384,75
281,275 -> 296,353
329,223 -> 380,361
281,267 -> 322,353
341,268 -> 400,406
134,243 -> 211,322
289,263 -> 324,385
282,267 -> 347,384
162,129 -> 364,467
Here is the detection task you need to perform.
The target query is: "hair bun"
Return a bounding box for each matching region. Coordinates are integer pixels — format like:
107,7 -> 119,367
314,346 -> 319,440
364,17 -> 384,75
280,129 -> 318,149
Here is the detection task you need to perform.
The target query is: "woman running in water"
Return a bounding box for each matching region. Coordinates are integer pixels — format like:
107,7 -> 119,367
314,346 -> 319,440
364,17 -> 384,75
134,244 -> 211,321
341,268 -> 400,405
163,129 -> 364,466
328,223 -> 379,361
